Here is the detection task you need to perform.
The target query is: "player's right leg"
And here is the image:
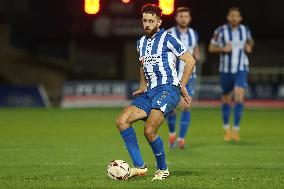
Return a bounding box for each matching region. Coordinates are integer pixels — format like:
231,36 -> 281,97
220,73 -> 234,141
116,105 -> 148,177
222,94 -> 232,141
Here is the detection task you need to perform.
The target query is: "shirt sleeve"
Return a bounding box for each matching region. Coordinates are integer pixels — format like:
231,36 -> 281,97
246,26 -> 253,40
210,26 -> 223,46
167,34 -> 187,57
194,30 -> 199,43
136,39 -> 143,61
166,27 -> 173,34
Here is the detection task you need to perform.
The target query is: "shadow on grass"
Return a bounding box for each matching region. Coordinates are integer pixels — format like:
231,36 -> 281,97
171,170 -> 203,177
226,140 -> 259,146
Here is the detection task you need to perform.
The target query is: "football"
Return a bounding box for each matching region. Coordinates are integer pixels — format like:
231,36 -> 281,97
107,160 -> 130,180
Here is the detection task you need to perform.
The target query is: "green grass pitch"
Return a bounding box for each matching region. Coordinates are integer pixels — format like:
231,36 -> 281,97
0,108 -> 283,189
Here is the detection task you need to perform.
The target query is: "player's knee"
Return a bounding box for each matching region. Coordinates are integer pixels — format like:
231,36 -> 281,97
116,114 -> 129,130
234,89 -> 245,103
181,102 -> 191,111
169,110 -> 176,116
144,127 -> 156,141
115,116 -> 123,129
235,95 -> 244,103
222,95 -> 231,103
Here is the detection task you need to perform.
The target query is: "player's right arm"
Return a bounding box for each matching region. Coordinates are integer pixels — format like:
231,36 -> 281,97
208,43 -> 232,53
133,40 -> 147,96
208,27 -> 232,53
133,66 -> 147,96
209,43 -> 232,53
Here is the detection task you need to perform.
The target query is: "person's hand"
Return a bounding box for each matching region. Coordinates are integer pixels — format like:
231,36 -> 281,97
193,47 -> 200,61
132,87 -> 146,96
245,43 -> 252,53
223,43 -> 232,53
180,86 -> 191,104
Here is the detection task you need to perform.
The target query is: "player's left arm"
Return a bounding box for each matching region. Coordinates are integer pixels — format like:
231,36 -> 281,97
245,38 -> 254,54
193,30 -> 201,61
179,51 -> 196,104
167,34 -> 196,103
245,26 -> 254,54
193,46 -> 200,61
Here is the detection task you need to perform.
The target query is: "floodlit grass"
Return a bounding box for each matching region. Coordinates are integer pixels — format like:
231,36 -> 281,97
0,108 -> 283,188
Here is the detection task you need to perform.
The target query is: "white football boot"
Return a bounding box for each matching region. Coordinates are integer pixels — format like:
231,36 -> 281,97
152,169 -> 170,181
128,164 -> 148,178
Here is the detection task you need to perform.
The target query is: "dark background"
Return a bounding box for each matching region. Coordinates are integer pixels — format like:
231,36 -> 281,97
0,0 -> 283,104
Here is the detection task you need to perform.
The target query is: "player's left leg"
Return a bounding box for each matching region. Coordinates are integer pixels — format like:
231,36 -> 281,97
144,109 -> 169,180
167,111 -> 177,148
232,71 -> 248,141
178,98 -> 191,149
178,77 -> 195,149
145,85 -> 181,180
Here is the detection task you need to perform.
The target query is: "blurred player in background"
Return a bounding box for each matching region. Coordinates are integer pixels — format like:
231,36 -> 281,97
167,7 -> 200,149
209,7 -> 254,142
116,4 -> 196,180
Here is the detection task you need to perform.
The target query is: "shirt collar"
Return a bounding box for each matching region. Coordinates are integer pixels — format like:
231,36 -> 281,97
146,28 -> 164,40
175,26 -> 189,34
227,23 -> 240,31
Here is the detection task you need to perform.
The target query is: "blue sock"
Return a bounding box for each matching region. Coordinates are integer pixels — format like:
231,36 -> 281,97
149,136 -> 167,170
120,127 -> 144,167
234,103 -> 244,128
167,113 -> 176,133
222,103 -> 231,125
179,111 -> 190,139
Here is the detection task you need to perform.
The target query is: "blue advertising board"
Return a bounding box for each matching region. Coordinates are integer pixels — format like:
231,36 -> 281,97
0,85 -> 50,108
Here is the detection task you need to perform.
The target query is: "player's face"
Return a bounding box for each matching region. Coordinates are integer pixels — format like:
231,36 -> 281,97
175,11 -> 191,28
142,13 -> 162,37
227,10 -> 242,27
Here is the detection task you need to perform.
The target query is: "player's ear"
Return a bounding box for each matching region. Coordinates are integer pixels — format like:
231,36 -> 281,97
175,15 -> 178,22
239,15 -> 243,22
226,15 -> 230,22
188,14 -> 192,22
158,19 -> 162,27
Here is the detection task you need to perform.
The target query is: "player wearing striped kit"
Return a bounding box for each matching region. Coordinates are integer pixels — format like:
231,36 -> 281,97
209,7 -> 254,142
167,7 -> 200,149
116,4 -> 196,180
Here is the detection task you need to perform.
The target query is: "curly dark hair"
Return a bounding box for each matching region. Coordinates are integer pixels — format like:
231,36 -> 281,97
141,4 -> 162,18
176,7 -> 191,15
228,6 -> 241,14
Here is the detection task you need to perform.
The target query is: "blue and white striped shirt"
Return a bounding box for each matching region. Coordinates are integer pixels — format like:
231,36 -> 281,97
137,28 -> 187,89
211,24 -> 252,73
167,27 -> 199,79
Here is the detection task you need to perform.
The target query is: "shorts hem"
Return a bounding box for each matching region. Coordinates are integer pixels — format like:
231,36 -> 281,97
130,103 -> 149,116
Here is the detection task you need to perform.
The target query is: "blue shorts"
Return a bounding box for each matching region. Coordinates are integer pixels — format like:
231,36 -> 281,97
186,76 -> 196,97
131,84 -> 181,118
220,71 -> 248,95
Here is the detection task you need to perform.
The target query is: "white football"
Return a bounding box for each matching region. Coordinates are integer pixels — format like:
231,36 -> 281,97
107,160 -> 130,180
